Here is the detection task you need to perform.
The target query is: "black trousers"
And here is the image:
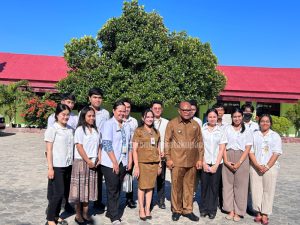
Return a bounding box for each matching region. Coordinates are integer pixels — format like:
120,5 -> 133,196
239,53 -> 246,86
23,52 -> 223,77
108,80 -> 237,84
125,168 -> 134,201
96,166 -> 104,204
101,163 -> 126,222
156,160 -> 166,202
47,166 -> 72,221
199,164 -> 222,215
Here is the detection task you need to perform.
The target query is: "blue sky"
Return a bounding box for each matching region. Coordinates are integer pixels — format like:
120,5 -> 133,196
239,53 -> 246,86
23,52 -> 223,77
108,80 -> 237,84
1,0 -> 299,68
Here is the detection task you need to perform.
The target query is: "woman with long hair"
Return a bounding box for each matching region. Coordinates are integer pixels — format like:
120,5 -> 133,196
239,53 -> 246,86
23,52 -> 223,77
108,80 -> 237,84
133,109 -> 162,220
69,106 -> 101,224
223,108 -> 253,222
249,114 -> 282,225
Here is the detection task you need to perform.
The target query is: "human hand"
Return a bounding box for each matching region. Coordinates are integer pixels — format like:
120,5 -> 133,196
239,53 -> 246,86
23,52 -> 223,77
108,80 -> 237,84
112,162 -> 119,174
134,166 -> 139,178
48,168 -> 54,179
166,160 -> 174,170
196,160 -> 203,170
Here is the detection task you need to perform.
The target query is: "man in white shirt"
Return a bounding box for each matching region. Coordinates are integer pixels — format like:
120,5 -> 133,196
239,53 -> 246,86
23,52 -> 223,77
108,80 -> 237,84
47,93 -> 78,130
88,88 -> 110,210
213,103 -> 229,130
242,103 -> 259,133
123,98 -> 138,209
151,100 -> 169,209
189,100 -> 202,127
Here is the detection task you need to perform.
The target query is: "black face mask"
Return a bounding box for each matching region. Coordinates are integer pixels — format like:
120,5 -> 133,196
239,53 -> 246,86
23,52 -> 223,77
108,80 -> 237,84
243,113 -> 252,122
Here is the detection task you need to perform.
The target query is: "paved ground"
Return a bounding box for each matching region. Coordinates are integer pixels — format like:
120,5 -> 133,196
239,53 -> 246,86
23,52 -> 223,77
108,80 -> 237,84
0,131 -> 299,225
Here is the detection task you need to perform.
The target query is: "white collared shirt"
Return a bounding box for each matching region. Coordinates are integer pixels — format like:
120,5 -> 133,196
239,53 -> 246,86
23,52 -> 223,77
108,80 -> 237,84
94,108 -> 110,131
124,116 -> 138,138
47,112 -> 78,130
193,116 -> 202,128
225,125 -> 253,151
202,124 -> 227,164
245,120 -> 259,133
251,129 -> 282,165
153,117 -> 169,152
101,117 -> 131,168
44,122 -> 74,167
74,126 -> 101,159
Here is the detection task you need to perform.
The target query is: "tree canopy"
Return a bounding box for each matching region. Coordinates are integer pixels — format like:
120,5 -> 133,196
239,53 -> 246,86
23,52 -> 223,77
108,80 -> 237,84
58,0 -> 226,107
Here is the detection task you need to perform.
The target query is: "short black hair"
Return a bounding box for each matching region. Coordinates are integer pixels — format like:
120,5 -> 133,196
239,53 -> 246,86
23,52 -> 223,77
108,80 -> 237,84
88,87 -> 104,97
241,103 -> 254,113
206,108 -> 218,117
121,97 -> 132,106
61,93 -> 76,102
213,102 -> 224,109
189,99 -> 198,108
113,100 -> 125,110
151,100 -> 163,107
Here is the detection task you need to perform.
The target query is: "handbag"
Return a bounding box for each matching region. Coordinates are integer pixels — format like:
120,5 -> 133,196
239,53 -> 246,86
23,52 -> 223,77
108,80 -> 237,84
122,173 -> 133,193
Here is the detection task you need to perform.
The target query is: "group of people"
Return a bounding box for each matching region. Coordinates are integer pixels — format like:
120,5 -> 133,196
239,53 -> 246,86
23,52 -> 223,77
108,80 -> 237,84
44,88 -> 282,225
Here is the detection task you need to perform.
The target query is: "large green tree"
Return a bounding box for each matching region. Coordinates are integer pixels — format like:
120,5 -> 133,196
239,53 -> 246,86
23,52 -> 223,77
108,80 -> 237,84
58,0 -> 226,107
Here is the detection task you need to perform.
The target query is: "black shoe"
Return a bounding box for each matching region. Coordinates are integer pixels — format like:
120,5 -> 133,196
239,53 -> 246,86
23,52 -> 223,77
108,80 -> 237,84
172,213 -> 181,221
126,199 -> 137,209
94,201 -> 105,210
208,213 -> 216,219
200,212 -> 208,217
182,213 -> 199,221
158,200 -> 166,209
64,203 -> 75,213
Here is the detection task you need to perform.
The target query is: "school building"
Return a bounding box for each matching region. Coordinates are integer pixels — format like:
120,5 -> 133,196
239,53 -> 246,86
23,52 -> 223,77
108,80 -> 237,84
1,52 -> 300,121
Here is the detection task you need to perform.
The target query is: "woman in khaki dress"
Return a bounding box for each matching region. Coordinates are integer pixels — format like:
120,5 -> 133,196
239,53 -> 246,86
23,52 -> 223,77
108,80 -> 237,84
133,109 -> 162,221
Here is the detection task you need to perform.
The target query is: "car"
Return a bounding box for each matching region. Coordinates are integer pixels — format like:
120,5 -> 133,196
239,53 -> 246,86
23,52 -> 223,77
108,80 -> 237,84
0,114 -> 6,130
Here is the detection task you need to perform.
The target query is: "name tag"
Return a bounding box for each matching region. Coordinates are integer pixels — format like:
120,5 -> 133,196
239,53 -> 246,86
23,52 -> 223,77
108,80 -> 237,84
151,137 -> 156,145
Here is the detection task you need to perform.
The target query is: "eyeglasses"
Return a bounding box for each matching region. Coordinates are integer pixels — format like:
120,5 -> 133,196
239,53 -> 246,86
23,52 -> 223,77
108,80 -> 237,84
180,108 -> 191,112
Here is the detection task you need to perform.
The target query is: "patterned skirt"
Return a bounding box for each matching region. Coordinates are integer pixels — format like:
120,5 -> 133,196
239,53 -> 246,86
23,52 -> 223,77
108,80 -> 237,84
69,159 -> 98,203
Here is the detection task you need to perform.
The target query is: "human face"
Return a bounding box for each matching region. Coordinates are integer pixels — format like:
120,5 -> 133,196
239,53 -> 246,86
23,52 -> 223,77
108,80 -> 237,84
89,94 -> 103,109
259,116 -> 271,132
113,105 -> 126,123
56,109 -> 70,126
232,111 -> 243,126
124,102 -> 131,118
207,111 -> 218,126
178,102 -> 192,120
85,110 -> 95,126
215,107 -> 225,119
190,105 -> 197,117
143,111 -> 154,127
151,103 -> 163,118
61,99 -> 75,110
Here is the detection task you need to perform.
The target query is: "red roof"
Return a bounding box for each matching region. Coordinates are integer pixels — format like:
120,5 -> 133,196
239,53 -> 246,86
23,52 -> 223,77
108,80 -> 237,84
0,52 -> 68,92
218,66 -> 300,103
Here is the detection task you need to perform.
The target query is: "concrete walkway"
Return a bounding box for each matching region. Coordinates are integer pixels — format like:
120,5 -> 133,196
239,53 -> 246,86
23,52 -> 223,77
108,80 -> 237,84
0,132 -> 299,225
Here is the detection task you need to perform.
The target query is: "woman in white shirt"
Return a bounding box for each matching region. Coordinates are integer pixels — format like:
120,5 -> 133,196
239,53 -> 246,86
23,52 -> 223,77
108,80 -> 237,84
200,108 -> 227,220
223,108 -> 253,222
44,104 -> 74,225
249,114 -> 282,225
68,106 -> 101,224
101,100 -> 132,225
